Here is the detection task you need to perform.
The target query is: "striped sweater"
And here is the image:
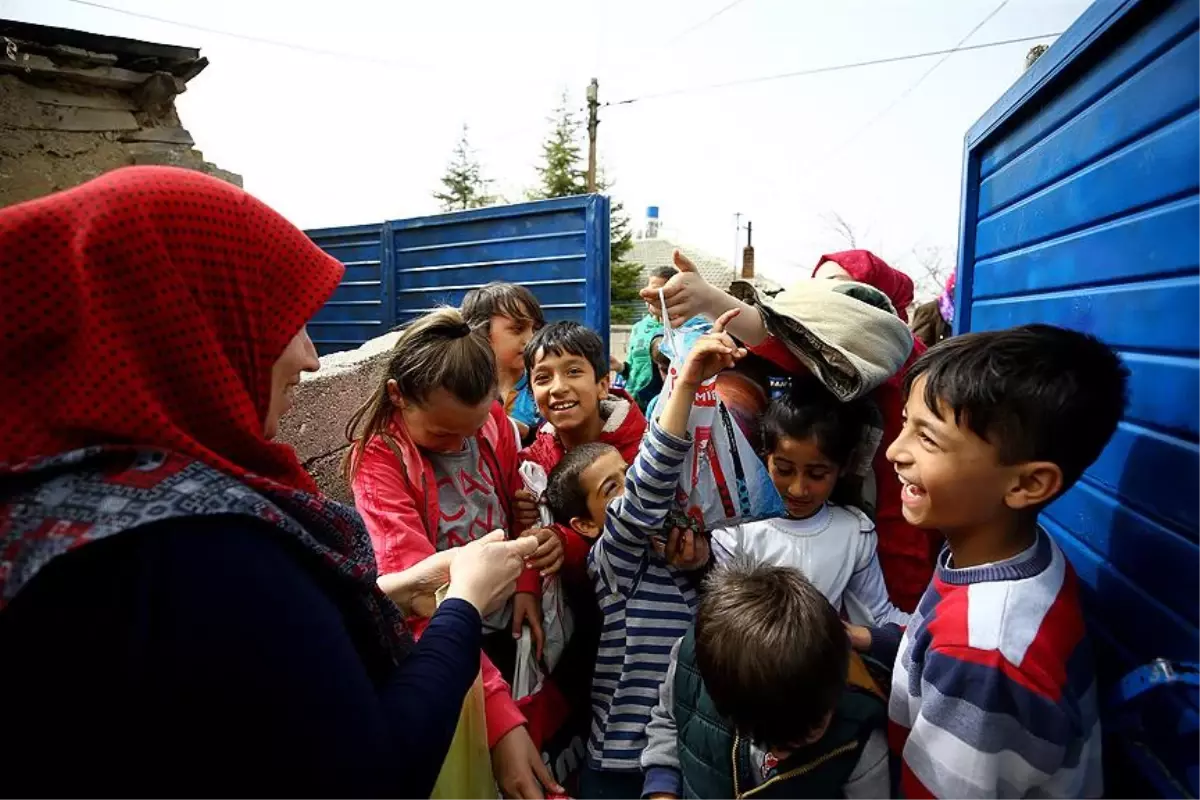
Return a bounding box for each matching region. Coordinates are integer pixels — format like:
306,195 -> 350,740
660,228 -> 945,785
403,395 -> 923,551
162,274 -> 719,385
586,420 -> 699,772
883,529 -> 1103,798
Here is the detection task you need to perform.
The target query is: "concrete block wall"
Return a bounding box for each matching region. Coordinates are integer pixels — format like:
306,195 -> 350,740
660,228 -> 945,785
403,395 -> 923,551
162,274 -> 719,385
277,332 -> 399,503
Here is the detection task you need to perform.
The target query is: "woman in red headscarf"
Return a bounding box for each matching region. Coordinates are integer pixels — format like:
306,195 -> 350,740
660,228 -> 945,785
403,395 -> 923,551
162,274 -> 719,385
0,167 -> 546,797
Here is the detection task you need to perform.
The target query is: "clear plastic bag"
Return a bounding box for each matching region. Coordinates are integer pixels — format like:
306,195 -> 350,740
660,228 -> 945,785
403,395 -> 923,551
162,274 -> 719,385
654,296 -> 785,531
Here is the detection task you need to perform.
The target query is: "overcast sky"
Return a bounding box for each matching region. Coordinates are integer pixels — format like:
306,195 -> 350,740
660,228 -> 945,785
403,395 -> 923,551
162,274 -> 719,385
6,0 -> 1090,297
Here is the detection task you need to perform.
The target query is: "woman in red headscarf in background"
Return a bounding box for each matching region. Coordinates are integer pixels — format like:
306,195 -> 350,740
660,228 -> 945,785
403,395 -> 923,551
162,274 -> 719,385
0,167 -> 545,797
807,250 -> 937,611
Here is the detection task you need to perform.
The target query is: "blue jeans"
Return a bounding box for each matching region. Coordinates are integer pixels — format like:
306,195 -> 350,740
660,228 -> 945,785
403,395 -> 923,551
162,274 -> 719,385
578,765 -> 645,799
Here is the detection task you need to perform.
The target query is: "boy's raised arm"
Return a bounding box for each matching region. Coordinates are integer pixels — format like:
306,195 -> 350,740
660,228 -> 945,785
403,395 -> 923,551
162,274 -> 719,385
591,311 -> 747,594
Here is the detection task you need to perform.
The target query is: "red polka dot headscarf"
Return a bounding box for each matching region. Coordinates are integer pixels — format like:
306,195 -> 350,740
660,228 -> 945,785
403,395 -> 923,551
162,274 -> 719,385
0,166 -> 343,494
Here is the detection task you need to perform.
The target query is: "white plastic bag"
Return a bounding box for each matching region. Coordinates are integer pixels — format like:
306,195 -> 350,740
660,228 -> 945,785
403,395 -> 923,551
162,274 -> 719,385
654,293 -> 784,530
512,462 -> 575,701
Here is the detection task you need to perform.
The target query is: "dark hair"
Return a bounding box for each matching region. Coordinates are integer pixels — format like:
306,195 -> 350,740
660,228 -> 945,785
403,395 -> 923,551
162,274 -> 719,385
545,442 -> 619,525
695,559 -> 849,747
761,375 -> 867,468
904,323 -> 1129,491
649,265 -> 678,282
649,334 -> 669,370
524,321 -> 607,381
461,281 -> 545,333
345,308 -> 496,477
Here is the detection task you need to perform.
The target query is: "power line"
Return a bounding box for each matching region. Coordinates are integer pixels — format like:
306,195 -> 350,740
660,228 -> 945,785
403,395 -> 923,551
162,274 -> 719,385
604,31 -> 1060,107
664,0 -> 751,46
60,0 -> 431,70
832,1 -> 1011,152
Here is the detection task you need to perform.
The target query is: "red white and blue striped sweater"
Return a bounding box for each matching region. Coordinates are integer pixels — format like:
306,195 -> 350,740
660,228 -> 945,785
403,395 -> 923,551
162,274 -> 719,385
871,530 -> 1103,798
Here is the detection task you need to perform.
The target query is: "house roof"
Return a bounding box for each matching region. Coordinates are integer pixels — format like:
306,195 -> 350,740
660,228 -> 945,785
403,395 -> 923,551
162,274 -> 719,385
630,236 -> 781,295
0,19 -> 207,82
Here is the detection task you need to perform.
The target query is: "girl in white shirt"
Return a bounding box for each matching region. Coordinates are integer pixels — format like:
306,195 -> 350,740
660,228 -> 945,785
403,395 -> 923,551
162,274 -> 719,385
712,377 -> 910,627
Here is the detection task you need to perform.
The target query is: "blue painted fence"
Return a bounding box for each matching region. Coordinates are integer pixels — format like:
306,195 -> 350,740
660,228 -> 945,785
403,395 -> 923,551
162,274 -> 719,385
955,0 -> 1198,794
305,195 -> 612,356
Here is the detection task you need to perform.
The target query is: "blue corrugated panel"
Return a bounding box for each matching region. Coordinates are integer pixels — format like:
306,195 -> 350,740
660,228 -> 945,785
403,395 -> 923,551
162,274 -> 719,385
305,195 -> 611,357
955,1 -> 1199,794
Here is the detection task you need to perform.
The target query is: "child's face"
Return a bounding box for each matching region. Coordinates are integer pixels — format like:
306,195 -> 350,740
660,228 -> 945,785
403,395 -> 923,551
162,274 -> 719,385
489,314 -> 537,375
886,375 -> 1014,532
390,384 -> 494,454
767,435 -> 840,519
571,448 -> 628,538
529,348 -> 609,434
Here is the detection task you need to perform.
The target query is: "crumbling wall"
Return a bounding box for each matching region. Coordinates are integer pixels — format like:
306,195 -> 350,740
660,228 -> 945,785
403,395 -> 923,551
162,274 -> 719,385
277,332 -> 400,504
0,60 -> 239,207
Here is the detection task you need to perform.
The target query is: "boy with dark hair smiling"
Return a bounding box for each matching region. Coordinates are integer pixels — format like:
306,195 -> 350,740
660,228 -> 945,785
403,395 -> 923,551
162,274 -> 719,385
854,323 -> 1128,799
521,322 -> 647,475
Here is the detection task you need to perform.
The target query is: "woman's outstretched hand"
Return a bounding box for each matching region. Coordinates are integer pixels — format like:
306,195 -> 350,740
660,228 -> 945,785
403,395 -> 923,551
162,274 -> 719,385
445,531 -> 538,615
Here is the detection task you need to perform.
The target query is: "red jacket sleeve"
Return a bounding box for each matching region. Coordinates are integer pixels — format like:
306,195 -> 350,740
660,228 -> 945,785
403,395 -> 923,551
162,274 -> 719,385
351,438 -> 436,576
481,653 -> 526,747
748,335 -> 807,374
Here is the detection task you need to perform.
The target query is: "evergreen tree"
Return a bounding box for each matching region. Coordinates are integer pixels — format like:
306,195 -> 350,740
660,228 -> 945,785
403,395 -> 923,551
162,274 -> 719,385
532,95 -> 643,323
532,93 -> 588,199
433,124 -> 495,211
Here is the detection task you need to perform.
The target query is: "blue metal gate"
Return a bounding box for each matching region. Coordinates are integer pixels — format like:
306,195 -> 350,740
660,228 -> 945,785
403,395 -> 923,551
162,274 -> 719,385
954,0 -> 1198,793
306,195 -> 612,357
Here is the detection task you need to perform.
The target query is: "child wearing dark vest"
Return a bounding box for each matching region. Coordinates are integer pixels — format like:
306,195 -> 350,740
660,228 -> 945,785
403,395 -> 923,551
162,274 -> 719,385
641,559 -> 890,799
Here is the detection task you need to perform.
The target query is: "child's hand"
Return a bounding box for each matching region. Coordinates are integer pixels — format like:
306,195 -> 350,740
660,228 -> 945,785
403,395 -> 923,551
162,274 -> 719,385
677,308 -> 747,386
512,592 -> 545,661
513,489 -> 540,533
845,622 -> 873,652
653,527 -> 710,572
520,526 -> 565,576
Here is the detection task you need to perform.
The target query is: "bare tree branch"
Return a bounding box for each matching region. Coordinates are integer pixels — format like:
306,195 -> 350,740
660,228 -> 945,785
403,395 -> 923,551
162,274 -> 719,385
823,211 -> 863,249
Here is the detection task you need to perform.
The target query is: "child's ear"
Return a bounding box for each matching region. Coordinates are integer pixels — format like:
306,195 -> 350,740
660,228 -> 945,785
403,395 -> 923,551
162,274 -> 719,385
570,516 -> 601,540
1005,461 -> 1063,511
386,379 -> 405,409
597,372 -> 611,399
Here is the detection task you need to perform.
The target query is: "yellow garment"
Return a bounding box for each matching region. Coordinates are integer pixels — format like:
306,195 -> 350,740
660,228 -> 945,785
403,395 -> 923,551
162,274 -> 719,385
848,650 -> 885,699
429,586 -> 500,799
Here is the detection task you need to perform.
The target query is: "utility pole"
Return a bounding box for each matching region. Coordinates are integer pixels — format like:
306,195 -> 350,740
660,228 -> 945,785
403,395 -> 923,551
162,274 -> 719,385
733,212 -> 743,273
586,78 -> 599,193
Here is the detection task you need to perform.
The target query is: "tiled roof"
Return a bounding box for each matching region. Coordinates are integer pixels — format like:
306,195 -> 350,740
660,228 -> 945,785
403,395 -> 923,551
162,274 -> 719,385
629,237 -> 781,294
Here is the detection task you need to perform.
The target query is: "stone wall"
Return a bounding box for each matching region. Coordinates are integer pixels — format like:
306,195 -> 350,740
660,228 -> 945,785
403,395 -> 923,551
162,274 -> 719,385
0,23 -> 239,208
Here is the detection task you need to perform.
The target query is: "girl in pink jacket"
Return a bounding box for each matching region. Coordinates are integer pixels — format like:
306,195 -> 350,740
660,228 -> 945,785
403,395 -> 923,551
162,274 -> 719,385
346,308 -> 564,799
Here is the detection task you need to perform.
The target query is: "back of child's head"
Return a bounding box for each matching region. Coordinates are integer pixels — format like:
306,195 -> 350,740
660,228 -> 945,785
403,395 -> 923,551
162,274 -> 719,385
696,558 -> 849,748
762,375 -> 866,468
904,323 -> 1129,492
461,281 -> 545,332
525,321 -> 607,380
344,308 -> 495,475
545,441 -> 620,526
648,265 -> 678,283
